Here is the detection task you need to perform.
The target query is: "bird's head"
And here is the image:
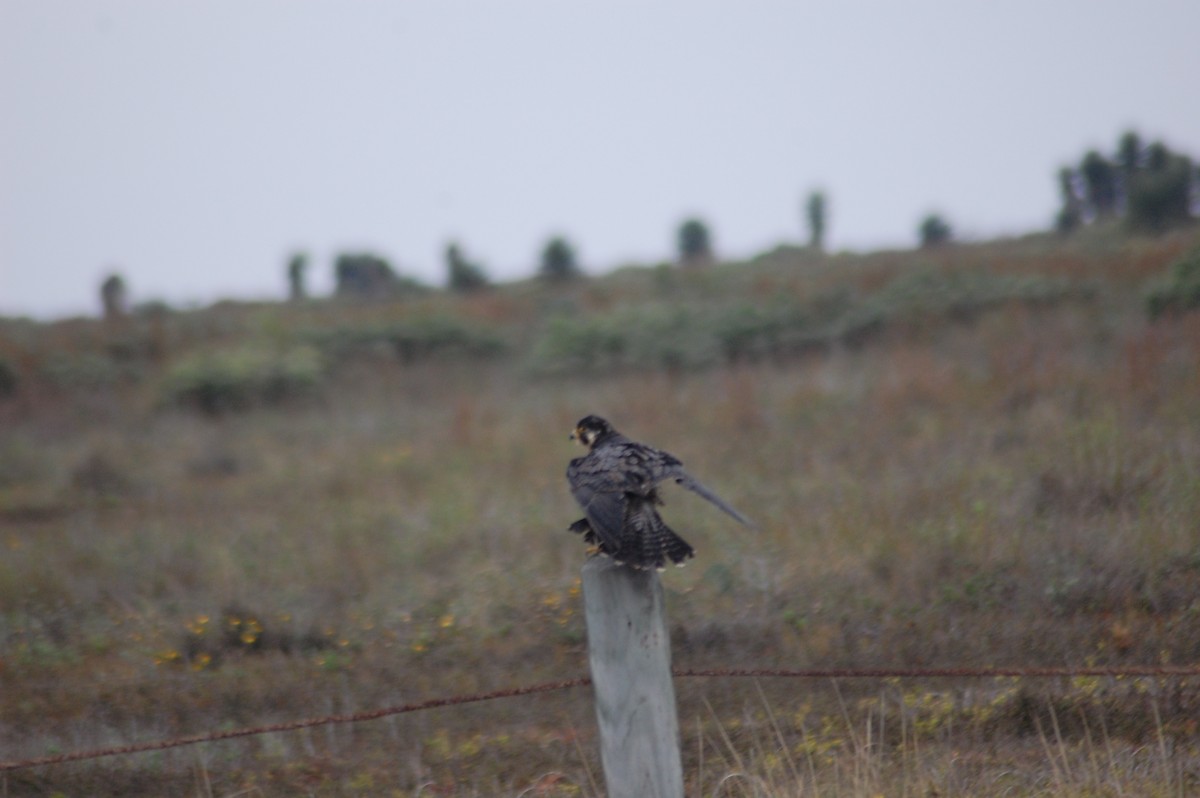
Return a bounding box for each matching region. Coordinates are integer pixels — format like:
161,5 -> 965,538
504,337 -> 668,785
570,415 -> 614,449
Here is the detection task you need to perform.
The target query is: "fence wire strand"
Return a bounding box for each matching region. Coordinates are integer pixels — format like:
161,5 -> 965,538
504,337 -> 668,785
0,677 -> 591,773
4,664 -> 1199,773
674,665 -> 1200,679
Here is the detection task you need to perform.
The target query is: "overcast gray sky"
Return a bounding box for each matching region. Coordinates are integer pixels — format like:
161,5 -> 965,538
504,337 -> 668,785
3,1 -> 1199,319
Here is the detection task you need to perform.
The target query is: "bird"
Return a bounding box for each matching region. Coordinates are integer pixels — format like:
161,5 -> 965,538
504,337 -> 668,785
565,415 -> 754,570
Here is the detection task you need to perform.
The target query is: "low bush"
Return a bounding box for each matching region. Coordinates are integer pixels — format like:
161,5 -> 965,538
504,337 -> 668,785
38,352 -> 131,389
528,272 -> 1084,374
306,316 -> 507,364
1145,245 -> 1200,318
865,269 -> 1081,322
528,315 -> 626,374
0,357 -> 17,397
160,344 -> 324,414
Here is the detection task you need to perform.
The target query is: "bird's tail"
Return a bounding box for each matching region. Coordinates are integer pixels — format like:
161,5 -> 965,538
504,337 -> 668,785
569,503 -> 695,570
616,502 -> 695,571
676,474 -> 756,528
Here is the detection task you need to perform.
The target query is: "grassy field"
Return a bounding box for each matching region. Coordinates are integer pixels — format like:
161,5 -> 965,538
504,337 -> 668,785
2,229 -> 1200,796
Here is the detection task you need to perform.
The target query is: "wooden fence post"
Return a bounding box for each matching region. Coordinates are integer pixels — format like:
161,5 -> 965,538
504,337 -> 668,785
582,556 -> 685,798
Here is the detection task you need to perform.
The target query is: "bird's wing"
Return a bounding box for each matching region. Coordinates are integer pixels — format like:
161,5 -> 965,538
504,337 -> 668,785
608,441 -> 682,495
566,453 -> 628,552
630,446 -> 755,528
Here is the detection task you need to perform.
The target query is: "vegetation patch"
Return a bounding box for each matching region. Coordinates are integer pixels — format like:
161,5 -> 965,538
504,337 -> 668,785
2,232 -> 1198,795
160,344 -> 324,414
1145,244 -> 1200,318
305,316 -> 507,364
864,269 -> 1084,321
529,271 -> 1085,374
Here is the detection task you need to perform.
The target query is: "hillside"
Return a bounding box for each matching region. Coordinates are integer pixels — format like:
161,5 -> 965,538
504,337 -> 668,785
2,229 -> 1199,796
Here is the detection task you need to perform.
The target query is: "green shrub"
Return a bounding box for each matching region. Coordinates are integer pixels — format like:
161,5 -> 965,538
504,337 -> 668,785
711,304 -> 779,361
619,305 -> 720,370
1145,246 -> 1200,319
527,315 -> 626,374
306,317 -> 507,364
133,299 -> 174,318
531,303 -> 792,374
866,270 -> 1080,323
39,353 -> 127,388
387,317 -> 506,362
0,357 -> 17,398
161,345 -> 323,414
527,272 -> 1086,375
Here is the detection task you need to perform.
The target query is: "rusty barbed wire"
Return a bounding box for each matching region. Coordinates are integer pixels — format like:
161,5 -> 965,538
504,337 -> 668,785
4,664 -> 1200,773
674,664 -> 1200,680
0,676 -> 591,773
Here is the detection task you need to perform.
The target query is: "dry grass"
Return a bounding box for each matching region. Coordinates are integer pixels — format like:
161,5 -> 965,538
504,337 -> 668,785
2,230 -> 1199,795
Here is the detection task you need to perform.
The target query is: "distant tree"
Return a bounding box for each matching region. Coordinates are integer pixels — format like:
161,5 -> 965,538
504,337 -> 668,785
805,190 -> 827,251
676,218 -> 713,267
287,252 -> 309,302
1116,130 -> 1143,211
1080,150 -> 1119,219
918,214 -> 952,248
1117,130 -> 1142,174
100,273 -> 128,319
445,242 -> 490,292
1145,141 -> 1171,171
539,236 -> 580,281
1055,167 -> 1083,234
335,252 -> 398,298
1127,147 -> 1195,232
1052,131 -> 1196,236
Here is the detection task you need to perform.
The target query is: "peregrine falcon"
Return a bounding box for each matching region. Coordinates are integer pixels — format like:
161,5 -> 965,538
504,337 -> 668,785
566,415 -> 753,570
